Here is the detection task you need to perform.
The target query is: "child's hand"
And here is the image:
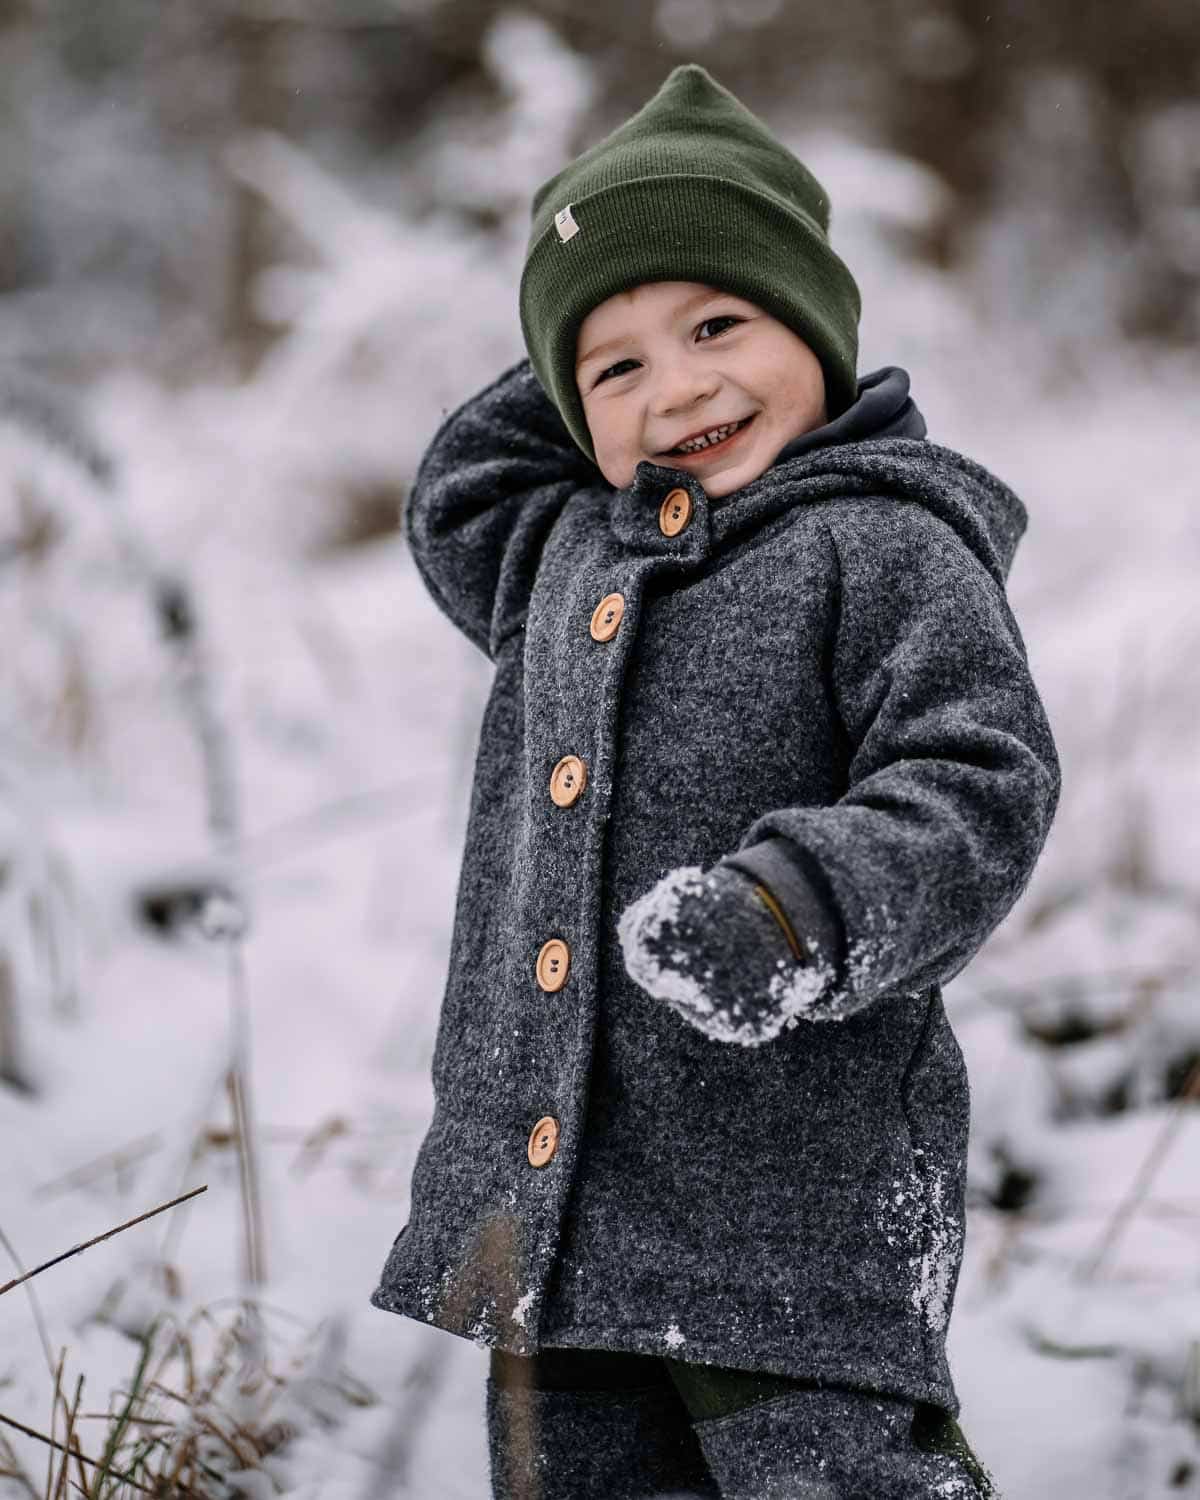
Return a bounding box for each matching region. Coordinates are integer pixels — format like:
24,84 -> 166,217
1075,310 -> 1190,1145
616,864 -> 835,1047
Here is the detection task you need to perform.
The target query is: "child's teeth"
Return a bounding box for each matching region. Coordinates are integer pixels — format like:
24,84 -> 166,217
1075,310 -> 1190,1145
675,419 -> 743,454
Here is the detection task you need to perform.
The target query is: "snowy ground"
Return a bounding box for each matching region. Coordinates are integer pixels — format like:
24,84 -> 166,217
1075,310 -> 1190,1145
3,334 -> 1197,1498
2,26 -> 1199,1498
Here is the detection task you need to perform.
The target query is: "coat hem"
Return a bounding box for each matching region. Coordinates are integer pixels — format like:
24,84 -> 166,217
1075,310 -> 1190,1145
536,1322 -> 959,1417
368,1280 -> 958,1417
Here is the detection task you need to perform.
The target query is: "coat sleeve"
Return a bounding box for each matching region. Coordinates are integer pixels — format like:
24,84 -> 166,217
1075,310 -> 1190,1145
404,357 -> 596,660
718,498 -> 1061,1020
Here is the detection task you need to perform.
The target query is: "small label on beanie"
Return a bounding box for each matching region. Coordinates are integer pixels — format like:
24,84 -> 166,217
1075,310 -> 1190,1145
554,204 -> 581,242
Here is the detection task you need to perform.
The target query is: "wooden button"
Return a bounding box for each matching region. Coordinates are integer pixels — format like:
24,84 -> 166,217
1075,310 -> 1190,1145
535,937 -> 570,992
659,487 -> 692,537
549,754 -> 587,807
527,1116 -> 560,1168
590,592 -> 625,641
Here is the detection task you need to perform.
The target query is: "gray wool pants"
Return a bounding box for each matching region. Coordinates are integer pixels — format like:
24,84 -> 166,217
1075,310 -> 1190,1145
486,1349 -> 999,1500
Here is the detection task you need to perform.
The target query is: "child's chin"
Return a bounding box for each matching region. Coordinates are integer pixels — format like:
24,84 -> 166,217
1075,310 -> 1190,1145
701,460 -> 761,499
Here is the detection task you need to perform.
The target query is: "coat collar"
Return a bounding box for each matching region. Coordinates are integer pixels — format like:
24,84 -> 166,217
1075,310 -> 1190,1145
607,365 -> 1026,586
609,365 -> 923,557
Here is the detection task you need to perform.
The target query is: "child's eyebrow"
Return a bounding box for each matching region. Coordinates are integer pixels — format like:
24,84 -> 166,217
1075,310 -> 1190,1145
575,289 -> 731,372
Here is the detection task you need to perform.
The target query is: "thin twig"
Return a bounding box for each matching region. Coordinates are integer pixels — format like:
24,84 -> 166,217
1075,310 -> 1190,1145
0,1429 -> 42,1500
70,1417 -> 173,1428
0,1224 -> 57,1379
33,1134 -> 165,1201
1075,1054 -> 1200,1282
0,1415 -> 156,1498
91,1331 -> 157,1500
45,1346 -> 65,1500
0,1187 -> 208,1299
52,1373 -> 83,1500
68,1378 -> 88,1500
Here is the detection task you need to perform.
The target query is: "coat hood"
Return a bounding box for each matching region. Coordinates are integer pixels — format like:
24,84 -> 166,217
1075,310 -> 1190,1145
626,365 -> 1028,588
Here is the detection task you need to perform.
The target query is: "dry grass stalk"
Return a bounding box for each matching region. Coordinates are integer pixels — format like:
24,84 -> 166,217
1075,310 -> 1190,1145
45,1346 -> 65,1500
0,1428 -> 42,1499
34,1135 -> 165,1202
0,1222 -> 60,1389
0,1186 -> 208,1300
4,1301 -> 374,1498
1075,1050 -> 1200,1283
50,1369 -> 86,1500
224,1063 -> 265,1291
32,1116 -> 359,1207
0,950 -> 35,1095
0,1412 -> 157,1498
288,1115 -> 349,1178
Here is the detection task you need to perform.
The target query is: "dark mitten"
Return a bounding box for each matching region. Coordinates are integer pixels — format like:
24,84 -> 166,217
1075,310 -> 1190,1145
617,864 -> 837,1046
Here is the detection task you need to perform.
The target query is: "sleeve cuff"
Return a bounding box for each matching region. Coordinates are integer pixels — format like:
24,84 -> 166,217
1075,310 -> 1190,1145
718,837 -> 846,978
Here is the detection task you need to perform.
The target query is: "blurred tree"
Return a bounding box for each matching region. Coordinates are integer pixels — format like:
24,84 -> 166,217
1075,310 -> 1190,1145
0,0 -> 1197,377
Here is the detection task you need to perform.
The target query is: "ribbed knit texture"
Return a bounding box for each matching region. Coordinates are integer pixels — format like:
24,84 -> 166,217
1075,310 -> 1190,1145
520,64 -> 862,463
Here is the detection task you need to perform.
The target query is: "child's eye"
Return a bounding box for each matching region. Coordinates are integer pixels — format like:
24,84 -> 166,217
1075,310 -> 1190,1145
591,316 -> 742,387
595,358 -> 639,386
697,315 -> 742,340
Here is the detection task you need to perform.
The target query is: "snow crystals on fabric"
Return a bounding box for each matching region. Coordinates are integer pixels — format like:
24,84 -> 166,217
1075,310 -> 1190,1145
466,1314 -> 494,1349
511,1289 -> 535,1330
765,944 -> 842,1028
841,901 -> 900,1013
617,864 -> 715,1013
874,1159 -> 963,1338
616,864 -> 838,1046
664,1321 -> 686,1350
931,1474 -> 978,1498
912,1165 -> 963,1335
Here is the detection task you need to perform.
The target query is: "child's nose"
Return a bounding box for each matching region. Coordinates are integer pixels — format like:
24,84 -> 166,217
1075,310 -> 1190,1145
652,360 -> 719,419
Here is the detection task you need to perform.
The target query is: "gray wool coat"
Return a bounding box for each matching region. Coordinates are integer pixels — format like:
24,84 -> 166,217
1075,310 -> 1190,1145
370,357 -> 1061,1417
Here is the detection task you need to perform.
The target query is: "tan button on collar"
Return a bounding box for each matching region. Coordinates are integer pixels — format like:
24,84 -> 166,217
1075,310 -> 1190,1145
590,592 -> 625,641
528,1115 -> 559,1167
535,937 -> 570,992
549,754 -> 587,807
659,487 -> 692,537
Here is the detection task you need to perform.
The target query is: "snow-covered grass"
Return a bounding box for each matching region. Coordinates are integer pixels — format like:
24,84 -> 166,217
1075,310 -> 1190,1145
2,16 -> 1199,1499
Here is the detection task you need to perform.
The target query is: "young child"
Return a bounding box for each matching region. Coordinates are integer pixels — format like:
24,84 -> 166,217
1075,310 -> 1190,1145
371,64 -> 1060,1500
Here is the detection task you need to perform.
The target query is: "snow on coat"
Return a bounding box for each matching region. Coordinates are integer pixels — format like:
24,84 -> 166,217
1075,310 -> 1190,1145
369,357 -> 1061,1417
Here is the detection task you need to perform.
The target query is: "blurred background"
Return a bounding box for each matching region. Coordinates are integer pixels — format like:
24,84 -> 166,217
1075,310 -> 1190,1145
1,3 -> 1198,1497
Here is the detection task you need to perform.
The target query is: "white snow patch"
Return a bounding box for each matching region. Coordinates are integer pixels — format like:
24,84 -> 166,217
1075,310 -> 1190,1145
932,1476 -> 977,1498
841,902 -> 901,1010
664,1321 -> 686,1350
874,1161 -> 964,1337
912,1166 -> 964,1335
466,1316 -> 494,1350
511,1290 -> 535,1330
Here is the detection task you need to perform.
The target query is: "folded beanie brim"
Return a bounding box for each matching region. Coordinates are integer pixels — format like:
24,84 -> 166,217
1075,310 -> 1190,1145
520,173 -> 861,463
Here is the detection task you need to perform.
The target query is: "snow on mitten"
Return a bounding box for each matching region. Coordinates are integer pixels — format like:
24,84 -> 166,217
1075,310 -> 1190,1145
617,864 -> 836,1047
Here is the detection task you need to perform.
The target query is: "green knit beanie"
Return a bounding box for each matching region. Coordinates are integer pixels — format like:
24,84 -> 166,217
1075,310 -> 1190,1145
519,64 -> 862,466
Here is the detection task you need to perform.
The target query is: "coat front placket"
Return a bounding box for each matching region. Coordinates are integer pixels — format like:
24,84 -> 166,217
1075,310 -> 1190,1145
496,468 -> 716,1345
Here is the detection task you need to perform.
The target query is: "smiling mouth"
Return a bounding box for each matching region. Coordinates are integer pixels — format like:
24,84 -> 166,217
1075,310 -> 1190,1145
661,414 -> 756,458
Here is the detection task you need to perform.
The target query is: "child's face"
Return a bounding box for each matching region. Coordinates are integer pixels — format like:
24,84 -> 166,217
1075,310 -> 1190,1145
575,280 -> 828,498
